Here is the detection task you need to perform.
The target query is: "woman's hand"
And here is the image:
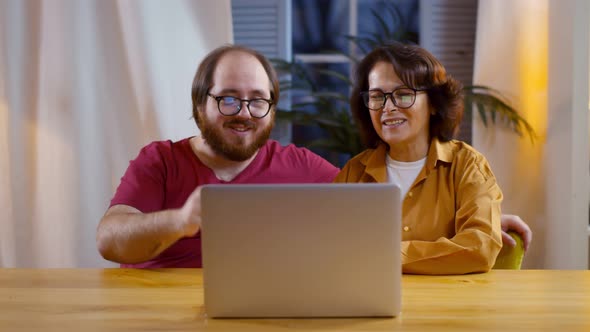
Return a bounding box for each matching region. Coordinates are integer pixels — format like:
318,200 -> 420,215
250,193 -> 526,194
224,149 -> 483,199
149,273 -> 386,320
500,214 -> 532,251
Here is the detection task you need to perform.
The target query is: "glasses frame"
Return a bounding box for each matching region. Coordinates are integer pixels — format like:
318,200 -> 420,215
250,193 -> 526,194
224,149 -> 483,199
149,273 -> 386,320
207,93 -> 273,119
360,87 -> 425,111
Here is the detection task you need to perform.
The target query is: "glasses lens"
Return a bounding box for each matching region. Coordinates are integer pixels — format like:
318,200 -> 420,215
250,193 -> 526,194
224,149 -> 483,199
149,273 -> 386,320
363,91 -> 386,110
218,96 -> 240,115
248,99 -> 270,118
393,88 -> 416,108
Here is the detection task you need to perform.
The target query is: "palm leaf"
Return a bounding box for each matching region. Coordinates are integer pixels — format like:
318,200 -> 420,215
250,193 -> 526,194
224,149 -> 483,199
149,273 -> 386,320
315,69 -> 353,86
464,86 -> 536,143
308,91 -> 349,103
386,2 -> 404,29
371,8 -> 392,41
343,35 -> 378,54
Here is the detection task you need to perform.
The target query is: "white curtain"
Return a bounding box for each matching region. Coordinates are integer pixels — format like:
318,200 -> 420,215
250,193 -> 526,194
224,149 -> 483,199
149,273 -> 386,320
0,0 -> 233,267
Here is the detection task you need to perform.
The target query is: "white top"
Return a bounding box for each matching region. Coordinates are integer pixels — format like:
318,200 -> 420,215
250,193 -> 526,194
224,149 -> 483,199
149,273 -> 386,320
386,155 -> 426,200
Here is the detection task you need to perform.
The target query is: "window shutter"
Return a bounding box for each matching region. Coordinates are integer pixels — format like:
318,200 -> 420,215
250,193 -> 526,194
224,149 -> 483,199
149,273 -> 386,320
419,0 -> 478,142
231,0 -> 291,61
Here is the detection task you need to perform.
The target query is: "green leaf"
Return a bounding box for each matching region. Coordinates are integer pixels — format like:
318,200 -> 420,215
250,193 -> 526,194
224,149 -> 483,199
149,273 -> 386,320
316,69 -> 353,86
464,86 -> 536,142
474,101 -> 488,127
386,2 -> 404,27
343,35 -> 374,54
371,8 -> 391,42
308,91 -> 349,103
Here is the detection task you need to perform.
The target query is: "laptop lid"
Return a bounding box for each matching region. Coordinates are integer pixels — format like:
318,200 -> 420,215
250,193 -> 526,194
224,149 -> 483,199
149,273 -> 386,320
201,183 -> 401,318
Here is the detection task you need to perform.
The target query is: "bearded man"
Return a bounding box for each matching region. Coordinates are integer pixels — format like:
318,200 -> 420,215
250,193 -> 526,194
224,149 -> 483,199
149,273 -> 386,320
96,45 -> 339,267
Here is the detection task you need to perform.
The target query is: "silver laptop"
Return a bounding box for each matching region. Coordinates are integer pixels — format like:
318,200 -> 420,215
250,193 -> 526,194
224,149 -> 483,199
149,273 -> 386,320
201,183 -> 401,318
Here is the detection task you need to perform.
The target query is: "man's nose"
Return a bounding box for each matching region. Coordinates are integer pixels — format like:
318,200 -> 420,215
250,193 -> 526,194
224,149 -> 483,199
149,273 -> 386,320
235,101 -> 252,118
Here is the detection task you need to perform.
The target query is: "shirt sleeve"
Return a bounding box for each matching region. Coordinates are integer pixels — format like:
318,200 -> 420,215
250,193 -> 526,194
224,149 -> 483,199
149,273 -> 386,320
401,153 -> 503,275
109,142 -> 168,213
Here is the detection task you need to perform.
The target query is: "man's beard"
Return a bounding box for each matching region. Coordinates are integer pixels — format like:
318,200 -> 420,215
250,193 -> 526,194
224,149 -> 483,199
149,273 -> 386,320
197,113 -> 274,162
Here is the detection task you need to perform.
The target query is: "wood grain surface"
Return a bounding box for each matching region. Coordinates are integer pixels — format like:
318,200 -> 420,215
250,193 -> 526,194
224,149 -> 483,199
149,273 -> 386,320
0,269 -> 588,331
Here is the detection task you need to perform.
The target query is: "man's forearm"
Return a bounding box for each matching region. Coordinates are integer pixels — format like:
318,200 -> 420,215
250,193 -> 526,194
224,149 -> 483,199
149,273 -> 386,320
96,208 -> 186,264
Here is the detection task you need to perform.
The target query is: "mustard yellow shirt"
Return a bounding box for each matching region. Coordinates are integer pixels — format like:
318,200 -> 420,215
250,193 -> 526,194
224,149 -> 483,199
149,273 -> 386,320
334,138 -> 503,275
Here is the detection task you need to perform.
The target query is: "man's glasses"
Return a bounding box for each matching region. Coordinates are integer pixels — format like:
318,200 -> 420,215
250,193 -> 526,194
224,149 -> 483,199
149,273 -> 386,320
208,93 -> 273,119
360,87 -> 424,110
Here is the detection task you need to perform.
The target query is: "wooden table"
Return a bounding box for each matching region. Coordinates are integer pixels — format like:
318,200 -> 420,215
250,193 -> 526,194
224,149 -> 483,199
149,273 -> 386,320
0,269 -> 589,331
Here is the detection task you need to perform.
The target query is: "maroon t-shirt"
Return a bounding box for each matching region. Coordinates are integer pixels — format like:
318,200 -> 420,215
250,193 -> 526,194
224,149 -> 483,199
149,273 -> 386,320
110,138 -> 339,268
